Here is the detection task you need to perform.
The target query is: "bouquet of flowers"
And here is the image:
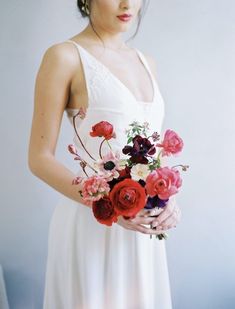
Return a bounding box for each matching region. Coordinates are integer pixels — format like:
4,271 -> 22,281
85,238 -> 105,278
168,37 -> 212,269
68,116 -> 189,240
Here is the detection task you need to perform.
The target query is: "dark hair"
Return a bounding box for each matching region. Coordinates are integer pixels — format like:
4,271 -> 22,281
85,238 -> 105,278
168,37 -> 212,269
76,0 -> 150,44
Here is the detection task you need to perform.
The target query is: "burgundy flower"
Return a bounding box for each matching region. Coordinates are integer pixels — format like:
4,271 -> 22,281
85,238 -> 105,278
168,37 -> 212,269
122,135 -> 156,164
92,196 -> 118,226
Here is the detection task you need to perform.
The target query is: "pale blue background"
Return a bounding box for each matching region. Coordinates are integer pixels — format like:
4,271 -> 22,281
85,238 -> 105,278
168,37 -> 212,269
1,0 -> 235,308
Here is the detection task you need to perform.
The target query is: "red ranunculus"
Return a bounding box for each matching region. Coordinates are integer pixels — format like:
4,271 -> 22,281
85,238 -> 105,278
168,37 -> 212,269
92,196 -> 118,226
90,121 -> 116,140
110,178 -> 147,217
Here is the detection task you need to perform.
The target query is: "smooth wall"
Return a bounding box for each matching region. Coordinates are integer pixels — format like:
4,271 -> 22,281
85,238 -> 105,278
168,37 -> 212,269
1,0 -> 235,308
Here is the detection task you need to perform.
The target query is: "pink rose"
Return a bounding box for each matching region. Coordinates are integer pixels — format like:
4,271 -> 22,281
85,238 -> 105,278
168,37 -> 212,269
145,167 -> 182,199
156,129 -> 183,157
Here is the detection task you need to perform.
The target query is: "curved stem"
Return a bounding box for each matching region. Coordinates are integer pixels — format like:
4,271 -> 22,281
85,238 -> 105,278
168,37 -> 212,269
72,113 -> 96,161
81,164 -> 89,177
83,160 -> 98,174
99,138 -> 106,159
171,164 -> 189,171
74,155 -> 98,175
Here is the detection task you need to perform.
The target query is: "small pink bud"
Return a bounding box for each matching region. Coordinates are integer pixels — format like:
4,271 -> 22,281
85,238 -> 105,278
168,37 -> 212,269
68,144 -> 78,155
77,107 -> 87,119
152,132 -> 160,142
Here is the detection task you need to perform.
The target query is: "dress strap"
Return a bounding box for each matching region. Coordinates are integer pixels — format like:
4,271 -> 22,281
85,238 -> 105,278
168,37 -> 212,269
65,39 -> 93,103
134,48 -> 156,83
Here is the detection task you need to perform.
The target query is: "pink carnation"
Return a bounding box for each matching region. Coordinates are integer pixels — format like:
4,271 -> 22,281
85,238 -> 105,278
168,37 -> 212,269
156,129 -> 184,157
145,166 -> 182,199
82,175 -> 110,202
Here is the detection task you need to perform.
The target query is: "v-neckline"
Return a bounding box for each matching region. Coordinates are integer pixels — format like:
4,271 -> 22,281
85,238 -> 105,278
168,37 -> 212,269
67,40 -> 156,104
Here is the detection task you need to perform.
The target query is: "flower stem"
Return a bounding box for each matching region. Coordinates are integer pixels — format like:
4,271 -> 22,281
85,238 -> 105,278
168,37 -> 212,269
99,138 -> 106,159
156,232 -> 168,240
171,164 -> 189,171
106,140 -> 112,150
81,160 -> 98,174
156,149 -> 162,161
72,113 -> 96,161
81,164 -> 89,177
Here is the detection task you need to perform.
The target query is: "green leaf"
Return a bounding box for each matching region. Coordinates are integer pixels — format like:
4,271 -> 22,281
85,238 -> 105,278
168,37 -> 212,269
127,137 -> 133,144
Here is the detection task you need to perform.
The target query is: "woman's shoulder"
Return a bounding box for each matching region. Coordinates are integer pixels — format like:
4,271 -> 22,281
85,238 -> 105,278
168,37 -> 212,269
42,40 -> 80,66
38,40 -> 83,82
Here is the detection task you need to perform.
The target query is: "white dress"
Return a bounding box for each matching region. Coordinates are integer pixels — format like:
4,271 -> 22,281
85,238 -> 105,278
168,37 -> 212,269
43,39 -> 173,309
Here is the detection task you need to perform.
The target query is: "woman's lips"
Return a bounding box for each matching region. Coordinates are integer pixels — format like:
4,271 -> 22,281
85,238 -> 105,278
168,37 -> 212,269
117,15 -> 132,22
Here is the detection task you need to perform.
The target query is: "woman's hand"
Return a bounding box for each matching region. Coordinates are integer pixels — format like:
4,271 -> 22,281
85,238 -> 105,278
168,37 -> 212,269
149,195 -> 182,231
116,208 -> 166,235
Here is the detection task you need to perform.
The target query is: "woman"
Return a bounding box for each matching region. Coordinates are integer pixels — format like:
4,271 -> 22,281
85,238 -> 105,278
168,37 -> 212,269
28,0 -> 181,308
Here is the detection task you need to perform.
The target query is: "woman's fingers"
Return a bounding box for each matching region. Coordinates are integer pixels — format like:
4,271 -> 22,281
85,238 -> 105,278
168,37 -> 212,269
119,218 -> 168,235
148,207 -> 164,216
118,199 -> 181,234
160,207 -> 181,229
128,217 -> 168,235
151,208 -> 173,228
135,208 -> 151,217
151,199 -> 176,228
156,216 -> 176,230
154,206 -> 181,230
128,216 -> 155,225
134,224 -> 167,235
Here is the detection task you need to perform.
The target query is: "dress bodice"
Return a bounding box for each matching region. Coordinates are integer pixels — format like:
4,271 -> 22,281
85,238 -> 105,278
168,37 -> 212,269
64,40 -> 166,173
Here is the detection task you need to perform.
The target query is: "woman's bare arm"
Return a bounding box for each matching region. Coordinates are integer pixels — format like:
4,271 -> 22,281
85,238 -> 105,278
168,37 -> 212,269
28,42 -> 89,206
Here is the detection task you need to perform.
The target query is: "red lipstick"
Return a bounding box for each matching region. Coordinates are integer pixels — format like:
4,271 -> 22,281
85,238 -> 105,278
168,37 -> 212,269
117,14 -> 132,22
